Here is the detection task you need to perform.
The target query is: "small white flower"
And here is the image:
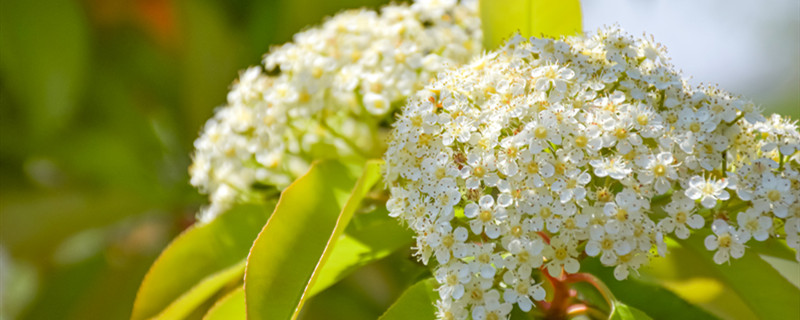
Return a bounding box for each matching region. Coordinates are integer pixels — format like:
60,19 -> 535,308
434,261 -> 471,300
736,209 -> 772,242
586,232 -> 632,266
685,175 -> 730,208
428,224 -> 470,264
532,64 -> 575,93
550,169 -> 592,204
705,219 -> 746,264
544,236 -> 580,277
469,242 -> 504,279
590,156 -> 632,180
465,195 -> 508,239
753,172 -> 794,218
637,152 -> 678,194
659,193 -> 703,239
502,270 -> 546,312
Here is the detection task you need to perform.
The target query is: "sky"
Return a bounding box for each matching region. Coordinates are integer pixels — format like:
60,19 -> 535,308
582,0 -> 799,115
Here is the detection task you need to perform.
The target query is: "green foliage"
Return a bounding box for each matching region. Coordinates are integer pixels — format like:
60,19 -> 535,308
582,258 -> 718,320
378,278 -> 438,320
308,206 -> 414,296
152,261 -> 245,320
4,0 -> 798,319
244,160 -> 381,320
479,0 -> 583,50
131,203 -> 273,320
610,302 -> 653,320
202,288 -> 246,320
644,236 -> 800,320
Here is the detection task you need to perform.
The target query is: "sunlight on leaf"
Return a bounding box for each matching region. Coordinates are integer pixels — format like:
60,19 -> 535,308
307,211 -> 413,297
643,236 -> 800,320
378,278 -> 438,320
582,257 -> 719,320
479,0 -> 582,50
131,203 -> 272,320
244,160 -> 383,320
610,301 -> 652,320
203,288 -> 245,320
153,260 -> 245,319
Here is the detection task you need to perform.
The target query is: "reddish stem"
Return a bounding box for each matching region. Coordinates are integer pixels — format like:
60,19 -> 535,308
537,231 -> 551,244
544,268 -> 570,320
539,270 -> 615,319
563,272 -> 615,308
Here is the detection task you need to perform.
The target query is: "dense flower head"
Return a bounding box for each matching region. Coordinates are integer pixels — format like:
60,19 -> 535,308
190,0 -> 481,220
384,26 -> 800,318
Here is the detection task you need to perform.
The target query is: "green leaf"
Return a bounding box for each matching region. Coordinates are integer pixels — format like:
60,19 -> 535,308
131,203 -> 273,320
308,206 -> 414,296
244,160 -> 383,320
0,0 -> 89,140
152,261 -> 246,320
610,301 -> 653,320
378,278 -> 438,320
203,288 -> 246,320
581,258 -> 718,319
748,239 -> 800,289
643,235 -> 800,320
479,0 -> 583,50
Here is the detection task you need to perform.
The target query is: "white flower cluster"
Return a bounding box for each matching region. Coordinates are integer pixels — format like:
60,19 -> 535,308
384,26 -> 800,319
190,0 -> 481,220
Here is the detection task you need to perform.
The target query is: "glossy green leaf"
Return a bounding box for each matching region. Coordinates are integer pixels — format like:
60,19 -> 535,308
480,0 -> 583,50
581,258 -> 718,320
378,278 -> 438,320
153,261 -> 245,319
610,301 -> 652,320
203,288 -> 246,320
244,160 -> 383,320
643,235 -> 800,320
748,239 -> 800,289
308,206 -> 414,296
131,203 -> 273,320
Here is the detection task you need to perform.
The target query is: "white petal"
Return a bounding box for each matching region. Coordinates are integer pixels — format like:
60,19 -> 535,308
472,306 -> 486,320
685,188 -> 702,200
479,194 -> 495,208
436,248 -> 450,264
497,194 -> 513,207
731,244 -> 745,258
453,284 -> 464,300
614,265 -> 629,280
687,214 -> 704,229
585,241 -> 601,256
454,227 -> 469,241
713,250 -> 729,264
705,235 -> 719,250
532,285 -> 546,301
518,297 -> 533,312
547,263 -> 561,277
480,264 -> 496,278
464,203 -> 479,218
700,196 -> 717,209
564,258 -> 580,274
470,220 -> 483,235
486,224 -> 502,239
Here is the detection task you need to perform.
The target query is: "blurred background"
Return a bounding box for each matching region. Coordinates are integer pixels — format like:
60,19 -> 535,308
0,0 -> 797,319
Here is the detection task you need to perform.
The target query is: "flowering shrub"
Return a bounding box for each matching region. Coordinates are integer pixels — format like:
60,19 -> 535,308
384,28 -> 799,318
134,1 -> 800,320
